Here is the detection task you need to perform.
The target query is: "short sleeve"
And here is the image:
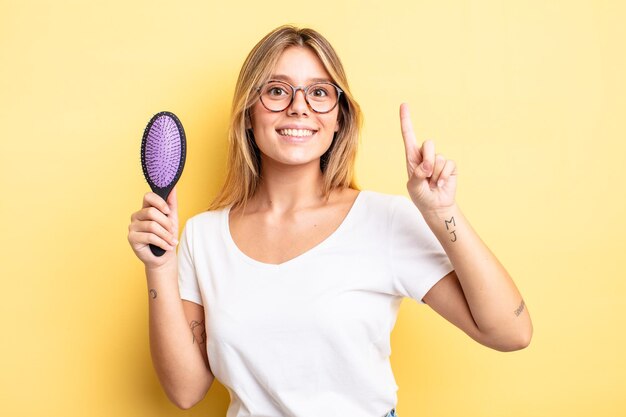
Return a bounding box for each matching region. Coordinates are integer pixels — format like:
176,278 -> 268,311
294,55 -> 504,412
177,217 -> 203,306
389,196 -> 454,303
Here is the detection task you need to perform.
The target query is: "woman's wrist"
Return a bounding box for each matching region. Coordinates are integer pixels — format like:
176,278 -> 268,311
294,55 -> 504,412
418,203 -> 467,248
420,203 -> 460,225
145,257 -> 178,280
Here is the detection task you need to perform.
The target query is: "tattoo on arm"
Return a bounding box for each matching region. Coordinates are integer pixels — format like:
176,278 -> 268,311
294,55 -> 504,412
444,217 -> 457,242
190,320 -> 207,345
514,300 -> 526,317
149,289 -> 157,299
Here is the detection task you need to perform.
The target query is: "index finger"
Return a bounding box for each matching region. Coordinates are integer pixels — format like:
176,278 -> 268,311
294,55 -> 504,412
143,192 -> 170,215
400,103 -> 418,155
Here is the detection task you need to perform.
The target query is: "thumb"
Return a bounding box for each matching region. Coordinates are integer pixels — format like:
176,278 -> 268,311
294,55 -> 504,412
167,186 -> 179,232
167,186 -> 178,211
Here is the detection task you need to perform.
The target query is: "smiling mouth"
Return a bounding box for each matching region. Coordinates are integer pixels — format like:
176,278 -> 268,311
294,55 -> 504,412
277,128 -> 317,137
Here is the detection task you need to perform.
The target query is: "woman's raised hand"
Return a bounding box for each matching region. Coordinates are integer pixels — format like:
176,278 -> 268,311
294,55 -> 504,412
400,103 -> 458,214
127,186 -> 180,269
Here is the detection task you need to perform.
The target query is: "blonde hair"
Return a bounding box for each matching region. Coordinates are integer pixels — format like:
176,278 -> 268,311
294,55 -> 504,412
208,25 -> 362,210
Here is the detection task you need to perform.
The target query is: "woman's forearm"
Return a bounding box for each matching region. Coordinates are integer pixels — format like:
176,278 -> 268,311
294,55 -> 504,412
145,261 -> 213,408
422,203 -> 533,346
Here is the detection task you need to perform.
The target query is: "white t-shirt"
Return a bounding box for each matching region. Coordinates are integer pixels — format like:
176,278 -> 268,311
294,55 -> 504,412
178,190 -> 454,417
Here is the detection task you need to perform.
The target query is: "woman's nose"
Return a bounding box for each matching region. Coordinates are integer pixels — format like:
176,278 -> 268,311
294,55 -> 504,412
287,89 -> 309,115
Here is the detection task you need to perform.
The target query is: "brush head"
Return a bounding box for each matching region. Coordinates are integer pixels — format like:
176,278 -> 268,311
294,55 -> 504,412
140,111 -> 186,201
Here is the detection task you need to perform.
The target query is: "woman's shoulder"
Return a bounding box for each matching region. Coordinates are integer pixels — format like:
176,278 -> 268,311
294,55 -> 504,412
346,190 -> 416,226
184,206 -> 229,229
357,189 -> 411,210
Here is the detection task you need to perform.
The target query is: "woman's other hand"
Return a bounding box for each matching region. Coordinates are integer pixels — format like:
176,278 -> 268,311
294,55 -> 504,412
400,103 -> 458,214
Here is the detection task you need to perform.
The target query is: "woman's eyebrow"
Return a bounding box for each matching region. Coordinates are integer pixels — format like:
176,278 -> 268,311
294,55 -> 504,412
271,74 -> 332,83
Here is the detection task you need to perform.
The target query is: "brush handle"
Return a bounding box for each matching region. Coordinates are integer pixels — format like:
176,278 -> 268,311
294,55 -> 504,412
149,243 -> 166,257
149,188 -> 173,257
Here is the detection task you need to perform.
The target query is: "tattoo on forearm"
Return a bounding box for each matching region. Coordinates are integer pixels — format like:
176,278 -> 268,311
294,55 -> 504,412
190,320 -> 207,345
514,300 -> 526,317
445,217 -> 457,242
149,289 -> 157,299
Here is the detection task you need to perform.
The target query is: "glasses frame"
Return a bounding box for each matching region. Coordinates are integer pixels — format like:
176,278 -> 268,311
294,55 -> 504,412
256,79 -> 344,114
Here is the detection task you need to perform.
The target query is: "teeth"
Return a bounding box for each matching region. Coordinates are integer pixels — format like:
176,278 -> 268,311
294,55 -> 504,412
278,129 -> 315,137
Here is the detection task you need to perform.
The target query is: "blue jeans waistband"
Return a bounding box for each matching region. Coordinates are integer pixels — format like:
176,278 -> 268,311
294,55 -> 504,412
383,408 -> 397,417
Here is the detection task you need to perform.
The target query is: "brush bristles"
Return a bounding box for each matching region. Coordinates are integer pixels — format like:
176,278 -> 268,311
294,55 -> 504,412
145,115 -> 182,188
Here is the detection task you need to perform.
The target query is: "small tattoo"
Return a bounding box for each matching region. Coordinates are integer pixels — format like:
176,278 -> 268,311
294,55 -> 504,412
149,289 -> 157,299
190,320 -> 207,345
514,300 -> 525,317
445,217 -> 457,242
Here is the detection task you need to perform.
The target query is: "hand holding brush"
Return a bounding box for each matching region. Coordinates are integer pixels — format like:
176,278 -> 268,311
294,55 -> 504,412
128,111 -> 186,267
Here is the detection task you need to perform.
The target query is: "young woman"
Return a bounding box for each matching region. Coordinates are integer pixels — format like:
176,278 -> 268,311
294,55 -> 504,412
128,25 -> 532,417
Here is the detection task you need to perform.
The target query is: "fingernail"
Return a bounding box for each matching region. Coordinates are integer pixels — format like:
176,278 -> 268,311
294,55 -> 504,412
437,179 -> 444,188
173,239 -> 179,245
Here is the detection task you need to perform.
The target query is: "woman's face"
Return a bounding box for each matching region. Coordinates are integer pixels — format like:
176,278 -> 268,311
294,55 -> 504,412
248,46 -> 340,170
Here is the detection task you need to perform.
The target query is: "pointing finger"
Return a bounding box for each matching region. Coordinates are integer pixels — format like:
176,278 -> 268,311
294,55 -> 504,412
400,103 -> 418,156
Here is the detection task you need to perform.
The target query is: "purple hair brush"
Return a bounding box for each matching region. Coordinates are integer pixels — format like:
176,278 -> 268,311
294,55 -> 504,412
140,111 -> 186,257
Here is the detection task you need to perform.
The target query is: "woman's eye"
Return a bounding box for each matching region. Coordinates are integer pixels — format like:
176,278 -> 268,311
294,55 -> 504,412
268,87 -> 287,96
310,87 -> 329,97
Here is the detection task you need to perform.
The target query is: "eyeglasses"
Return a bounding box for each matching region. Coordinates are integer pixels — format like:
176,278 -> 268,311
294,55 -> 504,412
257,80 -> 343,114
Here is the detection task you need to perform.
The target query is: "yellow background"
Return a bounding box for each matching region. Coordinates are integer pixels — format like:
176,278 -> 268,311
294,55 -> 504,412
1,0 -> 624,416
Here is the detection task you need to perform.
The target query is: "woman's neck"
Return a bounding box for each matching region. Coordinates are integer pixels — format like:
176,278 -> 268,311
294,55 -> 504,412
251,159 -> 327,213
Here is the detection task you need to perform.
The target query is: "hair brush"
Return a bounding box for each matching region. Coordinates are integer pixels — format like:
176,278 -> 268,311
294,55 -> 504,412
140,111 -> 186,257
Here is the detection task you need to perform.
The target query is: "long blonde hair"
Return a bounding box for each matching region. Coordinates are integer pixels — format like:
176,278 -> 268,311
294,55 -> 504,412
208,25 -> 362,210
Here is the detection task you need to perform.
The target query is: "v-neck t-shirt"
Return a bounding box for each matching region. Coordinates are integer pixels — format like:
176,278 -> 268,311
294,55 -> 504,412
177,190 -> 454,417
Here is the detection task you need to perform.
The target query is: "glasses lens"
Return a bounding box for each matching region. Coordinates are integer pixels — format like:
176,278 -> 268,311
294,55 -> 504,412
260,81 -> 292,111
306,83 -> 339,113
